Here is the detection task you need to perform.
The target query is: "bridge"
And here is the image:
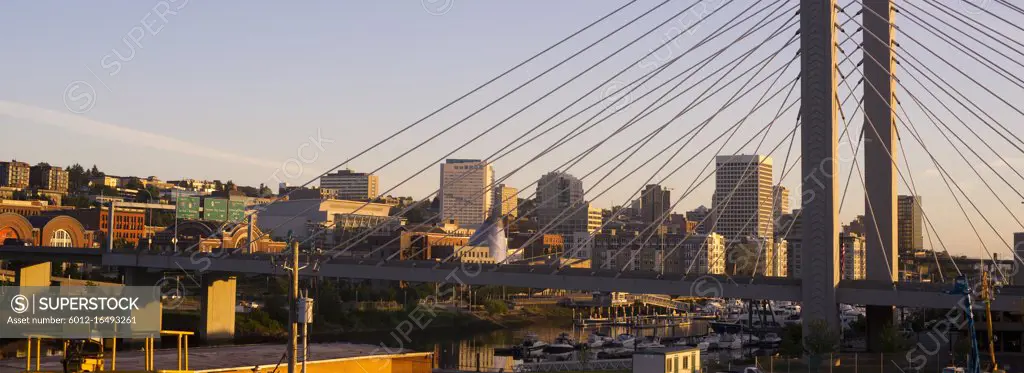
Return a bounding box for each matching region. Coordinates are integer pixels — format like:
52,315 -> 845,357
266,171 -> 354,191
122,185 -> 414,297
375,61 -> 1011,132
3,0 -> 1024,351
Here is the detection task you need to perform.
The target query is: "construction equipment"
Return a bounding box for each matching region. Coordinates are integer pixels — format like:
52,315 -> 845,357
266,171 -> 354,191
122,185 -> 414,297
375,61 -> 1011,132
979,266 -> 1004,373
946,276 -> 980,373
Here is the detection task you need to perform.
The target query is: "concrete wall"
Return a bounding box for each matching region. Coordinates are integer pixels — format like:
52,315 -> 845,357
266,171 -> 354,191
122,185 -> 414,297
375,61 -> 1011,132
197,353 -> 433,373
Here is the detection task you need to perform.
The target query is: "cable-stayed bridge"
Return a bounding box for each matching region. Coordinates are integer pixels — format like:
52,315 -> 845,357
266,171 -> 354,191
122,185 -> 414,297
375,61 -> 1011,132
4,0 -> 1024,348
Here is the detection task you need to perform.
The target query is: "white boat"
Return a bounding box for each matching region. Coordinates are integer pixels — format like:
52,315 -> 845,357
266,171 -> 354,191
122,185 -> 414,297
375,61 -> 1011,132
636,336 -> 665,350
521,332 -> 548,356
586,332 -> 613,348
718,334 -> 743,350
608,333 -> 636,349
544,332 -> 576,354
761,332 -> 783,345
737,333 -> 760,347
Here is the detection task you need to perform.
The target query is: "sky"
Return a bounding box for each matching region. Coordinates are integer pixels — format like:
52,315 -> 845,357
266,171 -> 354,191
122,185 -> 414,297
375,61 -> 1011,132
2,0 -> 1023,258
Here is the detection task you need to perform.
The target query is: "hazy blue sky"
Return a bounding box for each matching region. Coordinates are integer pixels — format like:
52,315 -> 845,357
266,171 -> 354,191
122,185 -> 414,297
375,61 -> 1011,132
2,0 -> 1023,258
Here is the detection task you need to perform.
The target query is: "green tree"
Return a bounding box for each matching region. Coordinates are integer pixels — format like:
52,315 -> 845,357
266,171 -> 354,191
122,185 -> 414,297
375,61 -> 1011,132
804,319 -> 840,373
483,299 -> 508,315
879,324 -> 913,352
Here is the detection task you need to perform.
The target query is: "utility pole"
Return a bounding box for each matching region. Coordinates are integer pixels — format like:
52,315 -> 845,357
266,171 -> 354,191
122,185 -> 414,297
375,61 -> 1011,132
287,240 -> 300,373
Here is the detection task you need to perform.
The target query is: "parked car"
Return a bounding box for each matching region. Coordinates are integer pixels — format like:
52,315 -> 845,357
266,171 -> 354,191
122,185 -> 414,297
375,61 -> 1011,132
3,238 -> 29,246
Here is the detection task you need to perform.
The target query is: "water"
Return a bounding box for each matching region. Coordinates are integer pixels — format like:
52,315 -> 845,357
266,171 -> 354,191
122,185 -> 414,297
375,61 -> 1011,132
317,320 -> 774,372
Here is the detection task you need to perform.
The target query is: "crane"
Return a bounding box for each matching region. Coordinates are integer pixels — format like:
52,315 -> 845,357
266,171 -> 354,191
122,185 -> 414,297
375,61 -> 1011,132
979,265 -> 1004,373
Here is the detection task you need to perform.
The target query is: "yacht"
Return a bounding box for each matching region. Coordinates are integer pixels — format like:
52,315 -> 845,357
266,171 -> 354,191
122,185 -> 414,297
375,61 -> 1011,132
544,332 -> 576,354
718,334 -> 743,350
760,332 -> 783,346
521,332 -> 548,356
586,332 -> 614,348
737,333 -> 760,347
607,333 -> 636,349
636,336 -> 665,350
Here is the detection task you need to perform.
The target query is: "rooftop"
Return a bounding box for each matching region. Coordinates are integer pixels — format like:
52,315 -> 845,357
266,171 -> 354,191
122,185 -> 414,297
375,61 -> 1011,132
0,342 -> 410,372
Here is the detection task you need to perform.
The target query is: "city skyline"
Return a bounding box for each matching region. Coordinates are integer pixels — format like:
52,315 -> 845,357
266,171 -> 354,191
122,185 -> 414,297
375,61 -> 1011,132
3,1 -> 1023,257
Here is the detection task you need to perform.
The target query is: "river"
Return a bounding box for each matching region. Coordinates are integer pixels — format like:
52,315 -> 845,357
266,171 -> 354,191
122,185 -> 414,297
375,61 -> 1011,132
318,320 -> 775,372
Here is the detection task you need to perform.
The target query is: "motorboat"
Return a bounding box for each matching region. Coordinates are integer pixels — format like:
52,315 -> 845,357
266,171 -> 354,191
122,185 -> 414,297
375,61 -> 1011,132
636,336 -> 665,350
607,333 -> 636,349
521,332 -> 548,356
760,332 -> 783,346
737,333 -> 760,347
718,334 -> 743,350
544,332 -> 576,354
586,332 -> 614,348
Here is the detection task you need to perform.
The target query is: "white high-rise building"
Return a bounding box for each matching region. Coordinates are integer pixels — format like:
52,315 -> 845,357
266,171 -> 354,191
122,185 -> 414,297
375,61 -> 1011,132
440,159 -> 493,228
320,169 -> 379,200
712,155 -> 775,239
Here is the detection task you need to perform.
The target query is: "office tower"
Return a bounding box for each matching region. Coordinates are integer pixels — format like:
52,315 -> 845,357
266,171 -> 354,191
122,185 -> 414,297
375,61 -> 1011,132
535,172 -> 585,236
492,184 -> 519,219
712,155 -> 774,239
640,184 -> 672,225
686,205 -> 712,234
772,185 -> 790,229
0,160 -> 30,189
898,195 -> 923,254
440,159 -> 493,228
320,169 -> 379,201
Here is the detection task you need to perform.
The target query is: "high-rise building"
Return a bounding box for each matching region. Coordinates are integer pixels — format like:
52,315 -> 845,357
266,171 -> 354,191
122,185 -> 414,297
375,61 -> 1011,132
712,155 -> 774,239
1014,233 -> 1024,286
686,206 -> 712,234
840,232 -> 867,280
492,184 -> 519,219
0,160 -> 30,189
535,172 -> 585,235
898,195 -> 924,254
640,184 -> 672,224
30,164 -> 69,194
439,159 -> 493,228
772,185 -> 789,229
319,169 -> 379,201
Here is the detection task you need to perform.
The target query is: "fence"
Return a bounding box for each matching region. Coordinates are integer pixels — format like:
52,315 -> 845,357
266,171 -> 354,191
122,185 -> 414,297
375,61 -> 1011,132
702,353 -> 969,373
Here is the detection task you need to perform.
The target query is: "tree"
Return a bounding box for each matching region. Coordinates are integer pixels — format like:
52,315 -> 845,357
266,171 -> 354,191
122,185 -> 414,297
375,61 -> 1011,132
879,324 -> 913,352
35,162 -> 51,167
89,165 -> 103,177
803,319 -> 840,373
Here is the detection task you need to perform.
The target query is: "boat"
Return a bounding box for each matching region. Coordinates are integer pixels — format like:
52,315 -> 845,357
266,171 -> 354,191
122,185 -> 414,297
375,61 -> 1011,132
760,332 -> 782,346
636,336 -> 665,350
709,320 -> 744,334
586,332 -> 614,348
718,334 -> 743,350
544,332 -> 576,354
521,332 -> 548,356
737,333 -> 760,347
606,333 -> 636,349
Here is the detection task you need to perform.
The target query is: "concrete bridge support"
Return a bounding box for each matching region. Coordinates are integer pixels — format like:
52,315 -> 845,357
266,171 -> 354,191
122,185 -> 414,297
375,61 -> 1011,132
200,274 -> 237,343
863,0 -> 899,351
14,262 -> 52,286
799,0 -> 841,337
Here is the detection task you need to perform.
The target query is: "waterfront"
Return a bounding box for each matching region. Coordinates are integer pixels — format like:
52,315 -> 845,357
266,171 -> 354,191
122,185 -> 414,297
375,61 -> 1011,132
316,319 -> 773,372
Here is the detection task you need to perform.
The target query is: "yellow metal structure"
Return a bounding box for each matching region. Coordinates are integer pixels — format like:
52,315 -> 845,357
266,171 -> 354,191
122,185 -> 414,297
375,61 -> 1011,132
980,271 -> 998,373
21,330 -> 193,373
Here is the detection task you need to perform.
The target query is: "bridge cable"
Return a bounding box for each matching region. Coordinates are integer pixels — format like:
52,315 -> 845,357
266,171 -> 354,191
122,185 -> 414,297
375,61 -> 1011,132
332,0 -> 793,261
168,0 -> 645,254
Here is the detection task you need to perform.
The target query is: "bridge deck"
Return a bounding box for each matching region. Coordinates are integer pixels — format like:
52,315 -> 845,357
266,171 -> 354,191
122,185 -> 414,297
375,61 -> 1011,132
2,246 -> 1022,312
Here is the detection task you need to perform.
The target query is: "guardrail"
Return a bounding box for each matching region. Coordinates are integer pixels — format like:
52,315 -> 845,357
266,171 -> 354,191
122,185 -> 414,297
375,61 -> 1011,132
512,359 -> 631,372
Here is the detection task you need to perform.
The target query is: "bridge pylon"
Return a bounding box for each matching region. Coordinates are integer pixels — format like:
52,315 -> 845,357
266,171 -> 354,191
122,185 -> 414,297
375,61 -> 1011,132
799,0 -> 842,337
